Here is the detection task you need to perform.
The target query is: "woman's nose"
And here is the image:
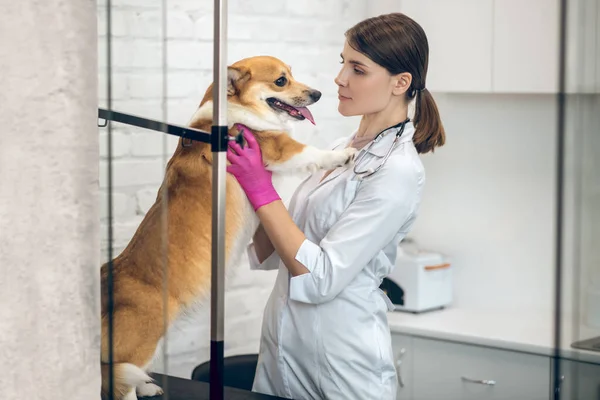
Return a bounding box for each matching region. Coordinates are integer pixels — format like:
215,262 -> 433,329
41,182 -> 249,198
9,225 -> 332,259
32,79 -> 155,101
334,70 -> 347,87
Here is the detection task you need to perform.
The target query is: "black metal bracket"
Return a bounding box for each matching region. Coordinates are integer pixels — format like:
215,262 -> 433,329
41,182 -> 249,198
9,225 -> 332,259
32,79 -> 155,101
97,108 -> 211,144
211,125 -> 229,152
97,108 -> 245,152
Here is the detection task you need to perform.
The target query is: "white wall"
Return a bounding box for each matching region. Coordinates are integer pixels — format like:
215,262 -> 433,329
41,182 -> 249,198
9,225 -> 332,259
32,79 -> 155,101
0,1 -> 100,398
409,93 -> 558,316
410,92 -> 600,333
97,0 -> 369,378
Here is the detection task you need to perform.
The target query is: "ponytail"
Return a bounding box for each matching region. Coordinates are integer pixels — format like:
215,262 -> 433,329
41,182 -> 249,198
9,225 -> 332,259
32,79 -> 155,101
412,88 -> 445,154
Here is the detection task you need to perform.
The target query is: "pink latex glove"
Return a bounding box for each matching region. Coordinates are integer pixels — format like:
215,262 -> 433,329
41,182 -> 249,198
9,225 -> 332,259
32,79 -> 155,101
227,124 -> 281,211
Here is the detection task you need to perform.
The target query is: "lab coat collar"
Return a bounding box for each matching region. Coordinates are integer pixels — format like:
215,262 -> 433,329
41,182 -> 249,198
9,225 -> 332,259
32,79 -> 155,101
312,121 -> 414,191
363,120 -> 415,158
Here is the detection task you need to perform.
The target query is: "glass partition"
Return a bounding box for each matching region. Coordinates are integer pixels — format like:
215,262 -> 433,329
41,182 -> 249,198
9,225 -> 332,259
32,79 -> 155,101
97,1 -> 599,399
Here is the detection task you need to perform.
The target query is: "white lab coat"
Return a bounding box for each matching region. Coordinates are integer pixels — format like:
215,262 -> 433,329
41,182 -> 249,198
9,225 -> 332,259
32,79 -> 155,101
247,121 -> 425,400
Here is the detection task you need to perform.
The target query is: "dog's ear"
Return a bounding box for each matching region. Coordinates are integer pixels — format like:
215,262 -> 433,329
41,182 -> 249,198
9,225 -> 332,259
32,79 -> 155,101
227,66 -> 251,96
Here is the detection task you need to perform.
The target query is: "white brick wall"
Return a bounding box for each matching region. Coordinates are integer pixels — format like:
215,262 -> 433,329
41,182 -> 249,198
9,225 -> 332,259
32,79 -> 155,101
98,0 -> 370,378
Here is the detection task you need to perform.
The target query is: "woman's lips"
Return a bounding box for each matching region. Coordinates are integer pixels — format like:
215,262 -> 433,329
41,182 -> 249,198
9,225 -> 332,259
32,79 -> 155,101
338,94 -> 351,101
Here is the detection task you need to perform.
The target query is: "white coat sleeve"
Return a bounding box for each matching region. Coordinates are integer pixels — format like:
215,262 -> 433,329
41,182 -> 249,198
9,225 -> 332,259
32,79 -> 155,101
247,242 -> 280,271
289,161 -> 420,304
246,135 -> 347,272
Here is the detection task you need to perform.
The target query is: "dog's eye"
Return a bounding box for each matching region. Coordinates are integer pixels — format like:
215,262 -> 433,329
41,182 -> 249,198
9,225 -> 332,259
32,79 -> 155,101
275,77 -> 287,87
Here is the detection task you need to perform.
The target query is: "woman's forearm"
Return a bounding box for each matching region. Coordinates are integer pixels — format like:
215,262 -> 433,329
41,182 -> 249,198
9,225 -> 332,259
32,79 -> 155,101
256,200 -> 310,277
252,223 -> 275,263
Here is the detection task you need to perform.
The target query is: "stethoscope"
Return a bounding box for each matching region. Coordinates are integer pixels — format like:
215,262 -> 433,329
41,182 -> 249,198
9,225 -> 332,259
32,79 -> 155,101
353,118 -> 410,179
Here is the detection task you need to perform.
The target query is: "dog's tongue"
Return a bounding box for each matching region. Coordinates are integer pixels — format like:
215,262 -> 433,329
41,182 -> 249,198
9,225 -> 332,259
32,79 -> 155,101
296,107 -> 315,125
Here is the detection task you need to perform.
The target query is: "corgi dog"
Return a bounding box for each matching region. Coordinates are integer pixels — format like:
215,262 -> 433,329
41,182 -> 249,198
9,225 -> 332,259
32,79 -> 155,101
100,55 -> 357,400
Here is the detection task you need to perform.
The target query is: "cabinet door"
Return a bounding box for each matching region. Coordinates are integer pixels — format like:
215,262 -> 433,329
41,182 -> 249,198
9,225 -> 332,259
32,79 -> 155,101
554,359 -> 600,400
595,0 -> 600,94
564,0 -> 599,93
492,0 -> 560,93
399,0 -> 494,92
391,333 -> 413,400
366,0 -> 399,17
597,1 -> 600,94
412,337 -> 550,400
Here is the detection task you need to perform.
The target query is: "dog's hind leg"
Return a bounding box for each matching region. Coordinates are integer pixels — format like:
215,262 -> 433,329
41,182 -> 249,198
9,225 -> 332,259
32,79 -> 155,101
101,303 -> 169,399
123,388 -> 138,400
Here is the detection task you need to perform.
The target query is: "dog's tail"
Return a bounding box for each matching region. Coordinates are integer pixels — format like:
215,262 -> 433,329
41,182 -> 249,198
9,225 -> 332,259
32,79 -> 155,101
101,362 -> 153,400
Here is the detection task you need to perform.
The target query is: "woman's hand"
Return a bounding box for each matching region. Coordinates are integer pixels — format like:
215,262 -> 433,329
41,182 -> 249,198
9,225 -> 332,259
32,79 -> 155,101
227,124 -> 281,211
228,124 -> 309,276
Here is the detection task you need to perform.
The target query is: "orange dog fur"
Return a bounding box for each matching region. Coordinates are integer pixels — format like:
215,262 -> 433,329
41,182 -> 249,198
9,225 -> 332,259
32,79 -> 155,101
100,56 -> 357,400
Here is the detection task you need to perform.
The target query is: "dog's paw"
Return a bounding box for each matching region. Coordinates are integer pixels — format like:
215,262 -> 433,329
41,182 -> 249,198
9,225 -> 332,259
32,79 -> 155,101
306,163 -> 320,173
319,147 -> 357,170
136,382 -> 163,398
340,147 -> 357,166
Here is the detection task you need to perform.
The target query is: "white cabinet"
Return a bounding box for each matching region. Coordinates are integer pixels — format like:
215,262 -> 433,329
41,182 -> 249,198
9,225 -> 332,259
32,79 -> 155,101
396,0 -> 598,93
392,334 -> 414,399
399,0 -> 494,93
391,332 -> 600,399
411,337 -> 550,400
492,0 -> 560,93
598,1 -> 600,94
366,0 -> 401,18
564,0 -> 600,93
554,359 -> 600,399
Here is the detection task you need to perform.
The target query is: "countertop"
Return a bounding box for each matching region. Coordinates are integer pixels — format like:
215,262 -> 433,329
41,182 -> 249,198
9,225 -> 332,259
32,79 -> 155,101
386,307 -> 600,365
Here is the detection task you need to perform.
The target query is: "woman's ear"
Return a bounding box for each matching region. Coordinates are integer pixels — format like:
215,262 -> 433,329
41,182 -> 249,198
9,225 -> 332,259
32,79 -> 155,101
392,72 -> 412,96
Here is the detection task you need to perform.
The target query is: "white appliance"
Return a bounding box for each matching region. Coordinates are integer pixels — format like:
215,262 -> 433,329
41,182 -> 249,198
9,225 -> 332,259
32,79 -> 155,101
380,239 -> 453,313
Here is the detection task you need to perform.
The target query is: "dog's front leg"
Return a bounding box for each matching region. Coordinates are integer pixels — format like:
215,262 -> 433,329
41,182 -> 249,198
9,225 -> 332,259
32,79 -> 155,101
253,131 -> 357,174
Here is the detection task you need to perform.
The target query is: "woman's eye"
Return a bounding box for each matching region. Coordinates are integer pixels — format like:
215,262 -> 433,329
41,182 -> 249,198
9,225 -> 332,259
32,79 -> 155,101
354,68 -> 364,75
275,77 -> 287,87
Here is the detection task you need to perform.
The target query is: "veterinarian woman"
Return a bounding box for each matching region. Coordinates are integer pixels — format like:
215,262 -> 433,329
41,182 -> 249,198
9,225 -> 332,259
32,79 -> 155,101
227,12 -> 445,400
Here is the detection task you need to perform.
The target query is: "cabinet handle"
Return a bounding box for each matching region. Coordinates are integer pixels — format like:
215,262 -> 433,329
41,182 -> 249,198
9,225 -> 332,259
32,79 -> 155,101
396,348 -> 406,388
555,375 -> 565,393
461,376 -> 496,386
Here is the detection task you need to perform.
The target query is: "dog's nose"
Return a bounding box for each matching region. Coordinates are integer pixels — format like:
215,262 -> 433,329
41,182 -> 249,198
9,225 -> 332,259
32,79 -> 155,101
310,90 -> 322,102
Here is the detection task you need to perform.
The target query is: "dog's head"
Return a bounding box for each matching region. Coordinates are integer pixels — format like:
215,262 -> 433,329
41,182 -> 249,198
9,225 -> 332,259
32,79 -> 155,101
194,56 -> 322,131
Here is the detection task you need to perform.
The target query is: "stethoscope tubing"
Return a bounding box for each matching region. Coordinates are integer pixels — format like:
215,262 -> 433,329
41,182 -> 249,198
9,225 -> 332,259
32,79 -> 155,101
353,118 -> 409,178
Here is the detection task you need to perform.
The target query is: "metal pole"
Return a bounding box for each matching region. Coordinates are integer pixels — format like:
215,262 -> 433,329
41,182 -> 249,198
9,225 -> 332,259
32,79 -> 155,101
552,0 -> 568,398
210,0 -> 228,398
105,0 -> 115,398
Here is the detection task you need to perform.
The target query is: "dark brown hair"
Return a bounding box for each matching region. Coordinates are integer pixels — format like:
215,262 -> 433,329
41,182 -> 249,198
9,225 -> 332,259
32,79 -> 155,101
345,13 -> 445,154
